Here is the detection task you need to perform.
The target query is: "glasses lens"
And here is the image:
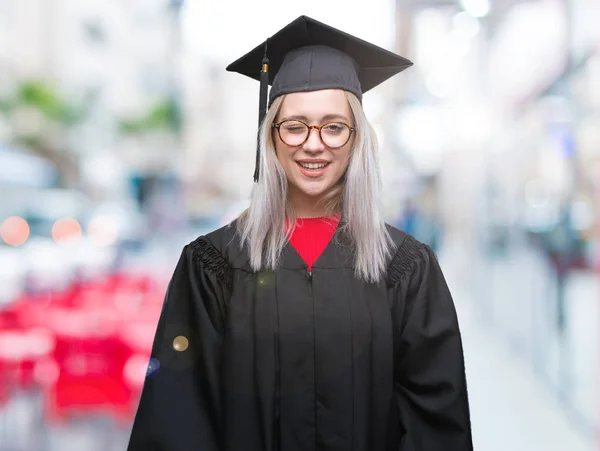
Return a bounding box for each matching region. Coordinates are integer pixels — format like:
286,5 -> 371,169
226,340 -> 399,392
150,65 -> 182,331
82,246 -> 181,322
321,123 -> 351,148
279,121 -> 308,146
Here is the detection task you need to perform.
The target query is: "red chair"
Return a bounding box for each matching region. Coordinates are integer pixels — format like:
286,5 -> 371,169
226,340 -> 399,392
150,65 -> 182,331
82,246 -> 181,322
11,270 -> 168,425
43,308 -> 135,425
0,360 -> 9,408
0,327 -> 55,394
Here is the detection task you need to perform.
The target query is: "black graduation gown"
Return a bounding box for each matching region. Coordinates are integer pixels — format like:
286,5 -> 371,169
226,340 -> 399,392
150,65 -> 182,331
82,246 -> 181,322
127,221 -> 473,451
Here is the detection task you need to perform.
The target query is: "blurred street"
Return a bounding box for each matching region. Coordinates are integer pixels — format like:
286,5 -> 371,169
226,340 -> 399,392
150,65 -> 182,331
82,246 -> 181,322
439,239 -> 596,451
2,0 -> 600,449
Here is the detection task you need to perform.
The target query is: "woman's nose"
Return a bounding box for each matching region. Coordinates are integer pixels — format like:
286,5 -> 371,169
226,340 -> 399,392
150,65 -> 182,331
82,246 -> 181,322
304,127 -> 325,151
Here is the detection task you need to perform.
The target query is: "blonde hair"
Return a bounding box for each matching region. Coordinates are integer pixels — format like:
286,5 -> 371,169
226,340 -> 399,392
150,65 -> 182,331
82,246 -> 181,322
236,91 -> 394,282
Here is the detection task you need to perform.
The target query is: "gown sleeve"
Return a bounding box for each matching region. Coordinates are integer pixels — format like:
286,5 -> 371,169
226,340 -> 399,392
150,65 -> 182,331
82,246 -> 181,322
127,237 -> 231,451
389,236 -> 473,451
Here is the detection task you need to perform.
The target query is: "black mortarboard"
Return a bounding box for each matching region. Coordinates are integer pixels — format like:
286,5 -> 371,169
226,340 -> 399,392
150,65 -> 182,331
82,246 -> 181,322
226,15 -> 413,182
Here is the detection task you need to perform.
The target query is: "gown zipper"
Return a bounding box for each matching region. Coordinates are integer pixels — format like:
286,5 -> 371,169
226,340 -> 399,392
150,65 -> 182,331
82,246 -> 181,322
308,267 -> 316,451
274,287 -> 281,451
275,269 -> 312,451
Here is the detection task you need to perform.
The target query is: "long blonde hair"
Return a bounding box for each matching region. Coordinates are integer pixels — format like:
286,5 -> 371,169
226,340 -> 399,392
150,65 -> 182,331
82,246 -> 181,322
236,91 -> 394,282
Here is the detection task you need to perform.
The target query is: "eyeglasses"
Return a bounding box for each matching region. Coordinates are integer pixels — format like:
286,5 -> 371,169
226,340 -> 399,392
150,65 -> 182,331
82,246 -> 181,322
273,120 -> 355,149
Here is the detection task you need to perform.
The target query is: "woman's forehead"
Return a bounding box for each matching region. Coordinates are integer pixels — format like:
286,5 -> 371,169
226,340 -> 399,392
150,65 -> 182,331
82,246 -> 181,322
278,90 -> 351,120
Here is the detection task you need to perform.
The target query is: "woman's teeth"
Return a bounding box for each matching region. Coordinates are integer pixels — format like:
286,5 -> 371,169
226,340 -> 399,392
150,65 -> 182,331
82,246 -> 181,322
300,163 -> 328,169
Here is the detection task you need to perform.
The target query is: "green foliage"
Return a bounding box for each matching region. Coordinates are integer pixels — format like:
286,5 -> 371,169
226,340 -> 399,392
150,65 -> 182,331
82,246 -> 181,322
0,80 -> 88,126
19,81 -> 87,125
118,97 -> 181,135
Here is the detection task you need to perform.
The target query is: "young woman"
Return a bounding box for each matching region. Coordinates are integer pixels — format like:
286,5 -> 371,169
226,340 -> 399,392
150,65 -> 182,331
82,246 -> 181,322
128,16 -> 473,451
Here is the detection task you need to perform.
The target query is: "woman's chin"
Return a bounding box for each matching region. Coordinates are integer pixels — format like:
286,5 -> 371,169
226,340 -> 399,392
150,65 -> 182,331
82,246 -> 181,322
295,182 -> 330,198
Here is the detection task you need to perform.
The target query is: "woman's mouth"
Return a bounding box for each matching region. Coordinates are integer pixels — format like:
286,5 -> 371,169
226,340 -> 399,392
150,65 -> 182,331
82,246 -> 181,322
296,161 -> 330,178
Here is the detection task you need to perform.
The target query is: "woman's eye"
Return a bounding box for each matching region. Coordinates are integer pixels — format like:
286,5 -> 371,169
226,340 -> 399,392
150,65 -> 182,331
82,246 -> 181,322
285,126 -> 306,134
324,124 -> 343,133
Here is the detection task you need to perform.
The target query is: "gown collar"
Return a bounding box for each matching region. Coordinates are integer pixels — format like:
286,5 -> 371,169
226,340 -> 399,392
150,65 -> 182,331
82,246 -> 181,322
279,215 -> 353,271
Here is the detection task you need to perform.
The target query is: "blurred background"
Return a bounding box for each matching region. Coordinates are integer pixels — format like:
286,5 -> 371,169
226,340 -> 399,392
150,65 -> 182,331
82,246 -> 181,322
0,0 -> 598,449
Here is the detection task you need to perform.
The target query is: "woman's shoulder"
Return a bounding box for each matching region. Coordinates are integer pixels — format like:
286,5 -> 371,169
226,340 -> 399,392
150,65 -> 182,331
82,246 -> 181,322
386,222 -> 425,250
186,218 -> 251,272
385,223 -> 431,285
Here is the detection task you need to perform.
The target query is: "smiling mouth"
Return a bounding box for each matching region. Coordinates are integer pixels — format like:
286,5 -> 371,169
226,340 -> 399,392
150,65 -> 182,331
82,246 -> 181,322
297,162 -> 330,170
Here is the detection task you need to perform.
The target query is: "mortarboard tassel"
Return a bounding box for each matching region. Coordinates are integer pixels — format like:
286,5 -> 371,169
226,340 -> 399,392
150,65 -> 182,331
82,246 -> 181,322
254,40 -> 269,182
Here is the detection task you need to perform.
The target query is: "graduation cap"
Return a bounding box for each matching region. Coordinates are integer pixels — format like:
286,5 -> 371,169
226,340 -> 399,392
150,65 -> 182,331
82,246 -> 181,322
226,15 -> 413,182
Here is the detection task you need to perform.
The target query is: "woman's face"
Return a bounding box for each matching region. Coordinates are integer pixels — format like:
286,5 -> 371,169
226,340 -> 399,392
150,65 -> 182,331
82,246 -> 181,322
274,89 -> 354,202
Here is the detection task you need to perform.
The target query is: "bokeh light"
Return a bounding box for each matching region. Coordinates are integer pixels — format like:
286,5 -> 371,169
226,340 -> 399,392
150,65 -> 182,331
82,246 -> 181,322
173,335 -> 189,352
52,218 -> 83,243
0,216 -> 30,246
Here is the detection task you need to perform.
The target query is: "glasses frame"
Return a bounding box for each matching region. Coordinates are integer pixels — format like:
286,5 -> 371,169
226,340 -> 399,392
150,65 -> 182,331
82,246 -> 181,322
272,120 -> 356,149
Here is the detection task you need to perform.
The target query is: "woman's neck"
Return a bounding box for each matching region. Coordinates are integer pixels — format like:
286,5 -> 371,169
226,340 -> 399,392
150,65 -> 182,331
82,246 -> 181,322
288,188 -> 330,219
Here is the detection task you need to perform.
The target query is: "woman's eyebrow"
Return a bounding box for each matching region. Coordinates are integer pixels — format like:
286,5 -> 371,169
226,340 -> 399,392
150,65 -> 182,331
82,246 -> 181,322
279,114 -> 350,122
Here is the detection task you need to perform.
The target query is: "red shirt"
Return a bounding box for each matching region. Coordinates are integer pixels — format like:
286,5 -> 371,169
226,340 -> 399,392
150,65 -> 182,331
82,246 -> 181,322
287,214 -> 341,271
